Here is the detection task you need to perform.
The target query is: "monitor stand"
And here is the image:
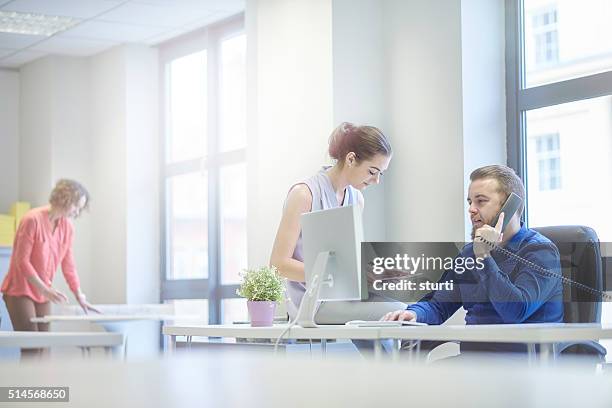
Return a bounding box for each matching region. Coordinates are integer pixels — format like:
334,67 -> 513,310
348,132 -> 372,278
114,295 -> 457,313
296,251 -> 333,328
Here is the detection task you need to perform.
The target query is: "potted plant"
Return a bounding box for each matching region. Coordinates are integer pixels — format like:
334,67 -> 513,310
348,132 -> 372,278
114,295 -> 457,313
236,266 -> 285,327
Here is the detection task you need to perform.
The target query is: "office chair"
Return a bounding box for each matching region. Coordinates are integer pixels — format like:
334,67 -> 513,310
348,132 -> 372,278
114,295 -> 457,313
533,225 -> 606,359
408,225 -> 607,361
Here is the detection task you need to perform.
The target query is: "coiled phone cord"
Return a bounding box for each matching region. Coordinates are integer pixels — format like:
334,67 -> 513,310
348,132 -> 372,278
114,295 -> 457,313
479,237 -> 612,302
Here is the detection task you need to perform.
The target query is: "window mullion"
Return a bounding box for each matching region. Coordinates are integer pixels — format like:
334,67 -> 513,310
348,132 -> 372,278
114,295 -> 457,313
518,70 -> 612,111
207,29 -> 222,325
506,0 -> 523,173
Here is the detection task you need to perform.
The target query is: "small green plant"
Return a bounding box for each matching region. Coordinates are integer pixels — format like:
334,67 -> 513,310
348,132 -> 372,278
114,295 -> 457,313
236,266 -> 285,302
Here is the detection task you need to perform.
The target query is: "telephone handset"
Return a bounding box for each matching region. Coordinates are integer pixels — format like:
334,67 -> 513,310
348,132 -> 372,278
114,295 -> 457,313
491,192 -> 523,233
479,192 -> 611,301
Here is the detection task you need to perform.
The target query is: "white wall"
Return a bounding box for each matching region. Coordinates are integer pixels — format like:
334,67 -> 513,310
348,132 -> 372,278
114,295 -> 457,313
0,69 -> 19,212
89,45 -> 159,304
124,45 -> 159,304
382,0 -> 466,242
89,47 -> 128,304
332,0 -> 387,241
461,0 -> 507,239
19,58 -> 54,207
48,57 -> 92,298
247,0 -> 334,267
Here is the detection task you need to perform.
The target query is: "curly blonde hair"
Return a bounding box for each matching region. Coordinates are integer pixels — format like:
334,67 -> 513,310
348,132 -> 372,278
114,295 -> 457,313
49,179 -> 90,216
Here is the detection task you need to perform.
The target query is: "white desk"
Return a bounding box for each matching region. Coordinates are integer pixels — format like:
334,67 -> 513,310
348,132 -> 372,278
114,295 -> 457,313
1,353 -> 611,407
164,323 -> 612,362
0,331 -> 124,354
163,324 -> 383,357
31,314 -> 183,324
163,323 -> 381,339
380,323 -> 612,361
32,314 -> 200,358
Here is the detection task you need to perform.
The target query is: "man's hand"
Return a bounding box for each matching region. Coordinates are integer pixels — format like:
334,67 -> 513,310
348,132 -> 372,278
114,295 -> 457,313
42,286 -> 68,304
75,291 -> 102,314
473,212 -> 505,259
381,310 -> 417,322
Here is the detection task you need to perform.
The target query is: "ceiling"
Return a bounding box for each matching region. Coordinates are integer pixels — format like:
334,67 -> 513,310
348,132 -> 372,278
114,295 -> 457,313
0,0 -> 245,69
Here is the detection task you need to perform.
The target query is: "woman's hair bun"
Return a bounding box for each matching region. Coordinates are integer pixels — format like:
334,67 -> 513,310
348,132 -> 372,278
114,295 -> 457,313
328,122 -> 391,164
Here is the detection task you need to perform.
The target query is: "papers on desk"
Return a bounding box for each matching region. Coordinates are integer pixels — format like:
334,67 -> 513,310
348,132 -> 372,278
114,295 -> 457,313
344,320 -> 428,327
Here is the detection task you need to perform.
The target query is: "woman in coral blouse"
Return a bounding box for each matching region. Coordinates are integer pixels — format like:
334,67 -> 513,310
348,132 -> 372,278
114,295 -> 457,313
1,179 -> 100,335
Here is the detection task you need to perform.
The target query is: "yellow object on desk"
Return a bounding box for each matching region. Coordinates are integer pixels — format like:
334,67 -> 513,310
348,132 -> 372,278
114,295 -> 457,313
0,214 -> 15,247
10,201 -> 31,229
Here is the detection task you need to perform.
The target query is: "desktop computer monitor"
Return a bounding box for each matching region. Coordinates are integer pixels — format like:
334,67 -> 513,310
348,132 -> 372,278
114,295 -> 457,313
301,205 -> 363,302
299,205 -> 463,326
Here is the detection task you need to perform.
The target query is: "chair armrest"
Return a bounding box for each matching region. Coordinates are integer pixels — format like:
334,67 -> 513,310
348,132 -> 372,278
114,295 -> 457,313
555,340 -> 607,361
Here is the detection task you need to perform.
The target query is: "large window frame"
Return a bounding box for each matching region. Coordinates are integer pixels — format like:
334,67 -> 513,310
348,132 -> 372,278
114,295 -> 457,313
159,14 -> 246,324
505,0 -> 612,278
505,0 -> 612,214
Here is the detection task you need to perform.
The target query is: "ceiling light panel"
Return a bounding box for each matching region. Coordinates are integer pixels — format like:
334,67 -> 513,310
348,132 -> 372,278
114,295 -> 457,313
1,0 -> 123,19
0,10 -> 80,36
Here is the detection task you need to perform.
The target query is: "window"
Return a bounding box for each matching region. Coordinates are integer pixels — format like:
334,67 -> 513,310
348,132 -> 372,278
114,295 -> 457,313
532,133 -> 561,191
523,0 -> 612,87
507,0 -> 612,242
532,7 -> 559,66
160,15 -> 247,324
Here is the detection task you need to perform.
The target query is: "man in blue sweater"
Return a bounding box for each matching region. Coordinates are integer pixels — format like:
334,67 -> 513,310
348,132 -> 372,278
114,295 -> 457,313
383,165 -> 563,353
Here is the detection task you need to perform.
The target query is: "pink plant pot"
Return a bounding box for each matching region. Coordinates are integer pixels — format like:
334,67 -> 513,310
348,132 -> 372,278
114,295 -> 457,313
247,301 -> 276,327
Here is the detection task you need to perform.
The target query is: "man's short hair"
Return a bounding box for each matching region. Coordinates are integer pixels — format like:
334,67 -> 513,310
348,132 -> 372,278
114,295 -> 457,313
470,165 -> 526,216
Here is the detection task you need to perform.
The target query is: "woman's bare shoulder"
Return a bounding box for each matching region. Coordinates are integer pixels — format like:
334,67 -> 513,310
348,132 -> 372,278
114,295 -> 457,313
286,184 -> 313,212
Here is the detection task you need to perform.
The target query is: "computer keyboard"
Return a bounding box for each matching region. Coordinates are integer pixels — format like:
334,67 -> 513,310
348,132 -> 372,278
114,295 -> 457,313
344,320 -> 427,327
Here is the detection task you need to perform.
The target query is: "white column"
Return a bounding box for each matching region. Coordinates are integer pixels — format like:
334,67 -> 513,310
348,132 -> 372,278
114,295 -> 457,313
246,0 -> 334,267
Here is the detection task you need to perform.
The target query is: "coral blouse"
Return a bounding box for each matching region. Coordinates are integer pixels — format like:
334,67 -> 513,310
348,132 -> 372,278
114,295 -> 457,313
1,206 -> 80,303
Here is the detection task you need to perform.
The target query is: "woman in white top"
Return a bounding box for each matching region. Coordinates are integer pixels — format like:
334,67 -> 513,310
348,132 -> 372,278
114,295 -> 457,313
270,122 -> 392,318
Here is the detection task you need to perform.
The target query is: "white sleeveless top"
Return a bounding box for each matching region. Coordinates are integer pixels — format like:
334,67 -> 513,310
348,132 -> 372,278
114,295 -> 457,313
284,167 -> 359,318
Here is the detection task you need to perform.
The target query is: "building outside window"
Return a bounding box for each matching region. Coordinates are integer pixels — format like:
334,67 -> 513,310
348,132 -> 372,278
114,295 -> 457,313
534,133 -> 561,191
508,0 -> 612,241
532,7 -> 559,65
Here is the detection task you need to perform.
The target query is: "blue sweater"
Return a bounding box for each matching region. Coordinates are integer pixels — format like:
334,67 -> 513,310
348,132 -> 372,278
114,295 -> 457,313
407,224 -> 563,352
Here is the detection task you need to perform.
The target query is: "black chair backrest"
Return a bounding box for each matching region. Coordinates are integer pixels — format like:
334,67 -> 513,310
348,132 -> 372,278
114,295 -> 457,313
532,226 -> 602,324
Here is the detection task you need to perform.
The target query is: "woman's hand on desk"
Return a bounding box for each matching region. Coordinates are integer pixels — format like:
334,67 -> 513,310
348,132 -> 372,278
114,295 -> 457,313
381,310 -> 417,322
75,291 -> 102,314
